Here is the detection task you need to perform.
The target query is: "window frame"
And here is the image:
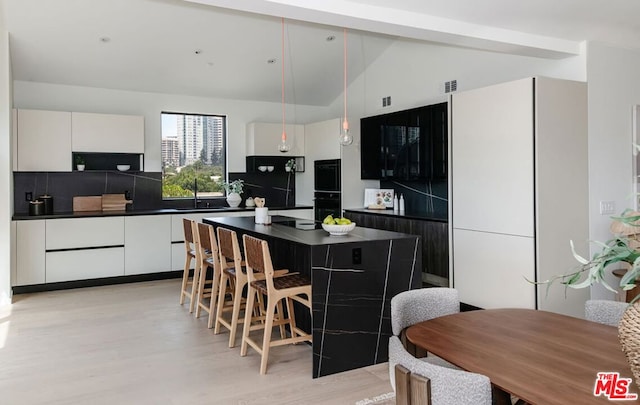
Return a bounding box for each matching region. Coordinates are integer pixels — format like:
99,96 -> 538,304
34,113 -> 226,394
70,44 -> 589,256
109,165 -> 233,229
160,111 -> 228,201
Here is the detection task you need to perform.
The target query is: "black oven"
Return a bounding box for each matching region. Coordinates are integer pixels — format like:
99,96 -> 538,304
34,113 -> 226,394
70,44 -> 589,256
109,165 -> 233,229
314,159 -> 341,192
314,192 -> 341,222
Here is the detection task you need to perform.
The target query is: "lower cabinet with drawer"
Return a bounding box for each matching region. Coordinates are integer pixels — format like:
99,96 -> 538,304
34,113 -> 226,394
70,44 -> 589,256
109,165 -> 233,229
46,247 -> 125,283
44,217 -> 125,283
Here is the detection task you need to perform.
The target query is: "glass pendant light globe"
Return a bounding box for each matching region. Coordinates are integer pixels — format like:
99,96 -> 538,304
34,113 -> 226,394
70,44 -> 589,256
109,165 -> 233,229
339,120 -> 353,146
278,133 -> 291,153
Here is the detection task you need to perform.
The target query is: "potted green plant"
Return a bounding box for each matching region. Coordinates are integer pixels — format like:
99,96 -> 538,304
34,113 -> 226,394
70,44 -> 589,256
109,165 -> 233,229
540,209 -> 640,389
285,158 -> 296,172
75,155 -> 85,171
221,179 -> 244,207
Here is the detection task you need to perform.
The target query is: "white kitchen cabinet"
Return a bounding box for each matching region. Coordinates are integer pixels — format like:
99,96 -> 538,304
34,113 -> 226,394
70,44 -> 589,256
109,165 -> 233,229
46,217 -> 124,250
246,122 -> 305,156
15,220 -> 46,286
125,215 -> 171,275
16,109 -> 72,172
72,112 -> 144,153
450,77 -> 589,317
45,217 -> 125,282
46,248 -> 124,283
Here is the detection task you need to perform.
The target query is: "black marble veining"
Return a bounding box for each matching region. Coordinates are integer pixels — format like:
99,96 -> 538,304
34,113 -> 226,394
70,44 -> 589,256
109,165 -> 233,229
14,171 -> 162,214
203,215 -> 421,378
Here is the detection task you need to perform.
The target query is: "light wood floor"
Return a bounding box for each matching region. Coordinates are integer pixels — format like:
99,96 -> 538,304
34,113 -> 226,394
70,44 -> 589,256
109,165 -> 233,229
0,279 -> 395,404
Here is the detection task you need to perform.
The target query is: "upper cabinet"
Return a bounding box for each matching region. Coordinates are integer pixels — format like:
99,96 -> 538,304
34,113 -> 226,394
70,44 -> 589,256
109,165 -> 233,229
360,102 -> 447,181
246,122 -> 305,156
16,109 -> 72,172
72,112 -> 144,153
13,109 -> 145,172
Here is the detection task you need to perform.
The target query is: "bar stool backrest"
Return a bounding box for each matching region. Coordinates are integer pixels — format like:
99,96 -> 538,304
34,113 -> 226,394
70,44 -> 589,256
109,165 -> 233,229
217,227 -> 243,268
183,218 -> 196,245
243,234 -> 275,286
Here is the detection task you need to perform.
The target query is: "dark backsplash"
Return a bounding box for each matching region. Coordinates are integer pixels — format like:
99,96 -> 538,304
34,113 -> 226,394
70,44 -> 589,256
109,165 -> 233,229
14,171 -> 163,214
14,170 -> 296,214
380,179 -> 448,219
230,171 -> 296,208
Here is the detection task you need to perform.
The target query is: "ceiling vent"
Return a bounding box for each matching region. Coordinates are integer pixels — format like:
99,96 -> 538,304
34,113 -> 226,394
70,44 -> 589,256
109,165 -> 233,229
445,80 -> 458,93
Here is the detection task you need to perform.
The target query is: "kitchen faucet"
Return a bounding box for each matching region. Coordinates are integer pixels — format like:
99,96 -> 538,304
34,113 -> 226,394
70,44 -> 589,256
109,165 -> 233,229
194,178 -> 199,208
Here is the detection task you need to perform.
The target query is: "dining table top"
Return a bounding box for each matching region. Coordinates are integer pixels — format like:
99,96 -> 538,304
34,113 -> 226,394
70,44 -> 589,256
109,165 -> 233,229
406,308 -> 639,405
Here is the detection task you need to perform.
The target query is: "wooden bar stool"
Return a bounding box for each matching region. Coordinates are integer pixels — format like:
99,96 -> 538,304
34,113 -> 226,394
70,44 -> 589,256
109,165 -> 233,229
240,234 -> 312,374
213,227 -> 248,345
179,218 -> 199,312
194,222 -> 221,320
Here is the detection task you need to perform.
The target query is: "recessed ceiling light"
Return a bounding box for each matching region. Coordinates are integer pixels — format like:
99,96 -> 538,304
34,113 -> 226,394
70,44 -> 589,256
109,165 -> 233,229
326,35 -> 336,42
99,37 -> 111,43
194,49 -> 203,55
207,62 -> 214,67
267,58 -> 277,64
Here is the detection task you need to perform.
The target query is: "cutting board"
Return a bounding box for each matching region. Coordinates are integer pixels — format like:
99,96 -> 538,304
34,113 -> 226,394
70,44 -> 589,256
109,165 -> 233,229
73,196 -> 103,212
101,194 -> 133,211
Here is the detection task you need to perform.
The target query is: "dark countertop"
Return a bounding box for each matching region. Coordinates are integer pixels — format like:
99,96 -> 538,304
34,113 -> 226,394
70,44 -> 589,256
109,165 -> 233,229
204,215 -> 419,246
12,205 -> 313,221
344,207 -> 448,223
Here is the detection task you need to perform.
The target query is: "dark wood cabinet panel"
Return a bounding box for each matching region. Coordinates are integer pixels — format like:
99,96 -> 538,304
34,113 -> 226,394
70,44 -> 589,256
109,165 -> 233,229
347,211 -> 449,285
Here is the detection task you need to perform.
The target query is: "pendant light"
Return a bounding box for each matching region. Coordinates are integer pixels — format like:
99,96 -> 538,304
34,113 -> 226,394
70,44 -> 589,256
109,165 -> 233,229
278,17 -> 291,153
339,28 -> 353,146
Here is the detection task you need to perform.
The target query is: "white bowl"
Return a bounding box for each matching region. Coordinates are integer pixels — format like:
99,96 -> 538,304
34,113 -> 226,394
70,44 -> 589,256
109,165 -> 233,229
258,166 -> 267,172
267,166 -> 274,172
322,222 -> 356,236
117,165 -> 130,171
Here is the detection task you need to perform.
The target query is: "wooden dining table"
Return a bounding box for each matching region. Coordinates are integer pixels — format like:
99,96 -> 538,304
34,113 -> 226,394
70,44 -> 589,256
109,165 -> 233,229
406,308 -> 640,405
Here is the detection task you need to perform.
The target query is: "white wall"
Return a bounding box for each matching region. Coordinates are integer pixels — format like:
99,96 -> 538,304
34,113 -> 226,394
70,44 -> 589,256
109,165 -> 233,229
297,118 -> 341,206
332,38 -> 587,211
586,42 -> 640,300
0,3 -> 12,306
12,81 -> 332,173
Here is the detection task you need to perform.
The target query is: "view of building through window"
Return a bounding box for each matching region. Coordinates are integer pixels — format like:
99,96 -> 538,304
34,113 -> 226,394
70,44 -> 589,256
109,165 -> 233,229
161,112 -> 226,199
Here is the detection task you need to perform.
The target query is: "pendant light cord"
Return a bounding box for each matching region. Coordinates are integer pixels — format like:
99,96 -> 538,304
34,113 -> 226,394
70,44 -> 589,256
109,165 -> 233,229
343,28 -> 349,131
281,17 -> 286,142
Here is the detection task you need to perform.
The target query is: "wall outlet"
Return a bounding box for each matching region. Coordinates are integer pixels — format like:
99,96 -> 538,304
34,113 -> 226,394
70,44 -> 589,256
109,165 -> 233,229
352,247 -> 362,265
25,192 -> 33,201
599,200 -> 616,215
382,96 -> 391,107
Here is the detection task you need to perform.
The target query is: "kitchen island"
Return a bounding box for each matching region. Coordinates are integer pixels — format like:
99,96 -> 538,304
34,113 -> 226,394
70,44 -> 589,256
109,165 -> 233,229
203,215 -> 421,378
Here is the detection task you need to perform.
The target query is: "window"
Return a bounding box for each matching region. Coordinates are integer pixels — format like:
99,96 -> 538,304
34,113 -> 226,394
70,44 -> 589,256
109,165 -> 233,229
161,112 -> 226,199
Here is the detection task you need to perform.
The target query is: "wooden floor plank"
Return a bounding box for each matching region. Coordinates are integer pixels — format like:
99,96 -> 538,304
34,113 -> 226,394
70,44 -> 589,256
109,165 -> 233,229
0,279 -> 394,404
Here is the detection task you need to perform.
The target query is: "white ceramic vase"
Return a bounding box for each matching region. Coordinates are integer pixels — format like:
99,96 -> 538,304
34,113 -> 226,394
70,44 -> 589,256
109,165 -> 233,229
226,192 -> 242,208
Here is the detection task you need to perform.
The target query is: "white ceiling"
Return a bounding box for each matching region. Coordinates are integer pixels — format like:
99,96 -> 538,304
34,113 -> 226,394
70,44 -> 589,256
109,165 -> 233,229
4,0 -> 640,106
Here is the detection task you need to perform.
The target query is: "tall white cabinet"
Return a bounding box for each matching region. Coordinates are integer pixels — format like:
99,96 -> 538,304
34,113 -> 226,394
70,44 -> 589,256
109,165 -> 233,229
449,77 -> 589,317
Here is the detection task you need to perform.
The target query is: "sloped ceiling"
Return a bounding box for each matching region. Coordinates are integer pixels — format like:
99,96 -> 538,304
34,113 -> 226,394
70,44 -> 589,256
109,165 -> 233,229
5,0 -> 640,106
4,0 -> 394,106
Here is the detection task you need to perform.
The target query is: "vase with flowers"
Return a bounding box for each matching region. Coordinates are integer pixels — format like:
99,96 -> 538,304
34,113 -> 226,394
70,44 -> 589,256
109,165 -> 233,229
221,179 -> 244,208
285,158 -> 296,172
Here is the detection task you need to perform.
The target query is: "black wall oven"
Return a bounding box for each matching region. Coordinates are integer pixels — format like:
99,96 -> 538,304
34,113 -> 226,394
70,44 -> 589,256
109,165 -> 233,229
314,159 -> 341,192
314,159 -> 341,221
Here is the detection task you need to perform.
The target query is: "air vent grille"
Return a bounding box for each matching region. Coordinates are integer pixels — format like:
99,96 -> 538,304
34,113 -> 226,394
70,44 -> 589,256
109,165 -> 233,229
445,80 -> 458,93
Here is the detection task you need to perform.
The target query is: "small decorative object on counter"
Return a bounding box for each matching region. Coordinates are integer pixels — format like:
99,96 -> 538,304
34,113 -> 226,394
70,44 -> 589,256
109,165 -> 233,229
245,197 -> 255,207
39,194 -> 53,215
285,158 -> 296,172
393,194 -> 399,213
399,194 -> 405,212
222,179 -> 244,208
254,197 -> 270,224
